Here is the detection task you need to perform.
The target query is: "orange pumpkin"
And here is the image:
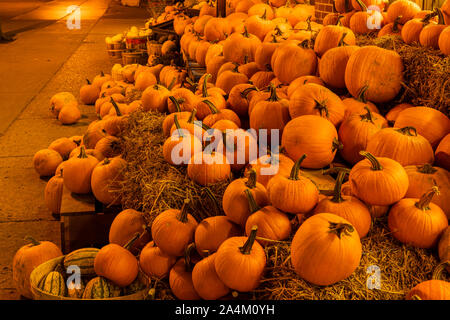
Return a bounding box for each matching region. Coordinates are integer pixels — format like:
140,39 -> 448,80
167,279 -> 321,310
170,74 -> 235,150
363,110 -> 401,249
435,133 -> 450,170
223,27 -> 262,64
139,241 -> 177,279
169,244 -> 201,300
386,0 -> 421,24
192,253 -> 230,300
62,146 -> 100,194
33,149 -> 63,177
247,152 -> 295,188
406,280 -> 450,300
314,25 -> 356,57
151,199 -> 198,257
91,156 -> 127,205
291,213 -> 362,286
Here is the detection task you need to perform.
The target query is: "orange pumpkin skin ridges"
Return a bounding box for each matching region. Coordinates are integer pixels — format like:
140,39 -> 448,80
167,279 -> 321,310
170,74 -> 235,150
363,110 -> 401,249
438,227 -> 450,271
345,46 -> 404,103
192,253 -> 230,300
291,213 -> 362,286
406,280 -> 450,300
319,45 -> 360,89
349,152 -> 409,206
214,228 -> 266,292
109,209 -> 150,254
435,134 -> 450,171
169,257 -> 201,300
139,241 -> 177,279
194,216 -> 242,256
187,152 -> 231,186
439,26 -> 450,55
12,238 -> 62,299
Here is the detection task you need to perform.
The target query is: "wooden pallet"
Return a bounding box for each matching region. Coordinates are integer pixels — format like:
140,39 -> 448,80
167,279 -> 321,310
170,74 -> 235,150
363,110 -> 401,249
59,186 -> 121,254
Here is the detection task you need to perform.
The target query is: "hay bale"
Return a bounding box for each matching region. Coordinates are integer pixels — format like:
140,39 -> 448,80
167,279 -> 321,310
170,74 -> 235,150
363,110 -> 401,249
356,34 -> 450,117
118,111 -> 447,300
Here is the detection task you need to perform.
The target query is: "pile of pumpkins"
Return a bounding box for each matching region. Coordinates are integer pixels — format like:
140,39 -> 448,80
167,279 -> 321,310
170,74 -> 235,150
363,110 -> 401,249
21,0 -> 450,300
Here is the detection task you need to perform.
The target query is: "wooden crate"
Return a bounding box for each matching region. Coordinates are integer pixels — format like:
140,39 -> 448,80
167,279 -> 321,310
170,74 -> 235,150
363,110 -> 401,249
59,186 -> 120,254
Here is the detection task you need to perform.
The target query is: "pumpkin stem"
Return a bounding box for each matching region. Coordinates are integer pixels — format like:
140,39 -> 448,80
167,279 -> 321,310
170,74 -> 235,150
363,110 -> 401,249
188,109 -> 197,123
167,76 -> 177,91
271,33 -> 279,43
177,198 -> 191,223
244,188 -> 261,214
242,26 -> 250,38
78,146 -> 88,159
110,98 -> 122,117
392,16 -> 402,32
86,79 -> 91,85
123,232 -> 141,250
328,221 -> 355,239
354,0 -> 367,11
239,225 -> 258,255
103,158 -> 111,165
435,8 -> 445,25
360,106 -> 375,123
24,236 -> 40,246
245,168 -> 258,189
202,99 -> 219,114
168,96 -> 182,112
337,31 -> 347,46
415,186 -> 439,211
432,261 -> 449,280
202,74 -> 212,98
421,10 -> 438,24
314,99 -> 330,119
100,71 -> 105,77
410,295 -> 422,300
289,154 -> 307,180
356,85 -> 369,103
395,126 -> 417,136
267,84 -> 279,102
240,86 -> 259,99
416,164 -> 437,174
332,138 -> 343,152
359,151 -> 382,171
173,114 -> 185,138
261,9 -> 267,20
184,242 -> 196,272
331,169 -> 349,203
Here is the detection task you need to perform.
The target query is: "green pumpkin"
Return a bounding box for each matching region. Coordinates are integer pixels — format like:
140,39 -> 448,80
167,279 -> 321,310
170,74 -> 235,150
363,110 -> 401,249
41,271 -> 67,297
82,277 -> 122,299
63,248 -> 99,277
123,277 -> 146,296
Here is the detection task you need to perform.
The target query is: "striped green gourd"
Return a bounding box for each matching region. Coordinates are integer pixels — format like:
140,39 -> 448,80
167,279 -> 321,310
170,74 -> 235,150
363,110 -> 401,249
41,271 -> 67,297
63,248 -> 100,277
67,278 -> 87,299
123,277 -> 146,296
82,277 -> 121,299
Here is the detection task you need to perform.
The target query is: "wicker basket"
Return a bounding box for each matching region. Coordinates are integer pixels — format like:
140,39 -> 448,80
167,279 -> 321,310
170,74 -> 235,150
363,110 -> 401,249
30,256 -> 150,300
122,51 -> 148,65
147,41 -> 162,56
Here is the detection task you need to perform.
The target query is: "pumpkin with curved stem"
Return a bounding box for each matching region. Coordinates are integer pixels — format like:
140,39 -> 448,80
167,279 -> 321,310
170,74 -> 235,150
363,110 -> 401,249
387,0 -> 421,24
80,79 -> 100,105
109,208 -> 150,254
202,102 -> 241,128
271,40 -> 317,85
245,9 -> 276,41
167,88 -> 197,113
162,98 -> 195,138
419,9 -> 447,48
169,244 -> 201,300
388,186 -> 448,248
193,76 -> 227,120
318,37 -> 360,89
338,107 -> 385,165
247,152 -> 295,188
69,146 -> 104,161
366,126 -> 434,166
250,84 -> 291,141
204,18 -> 232,42
282,115 -> 341,169
223,27 -> 261,64
401,11 -> 438,44
215,226 -> 266,292
291,213 -> 362,286
248,3 -> 275,18
13,237 -> 62,299
223,169 -> 269,226
195,216 -> 242,256
94,135 -> 122,159
404,164 -> 450,219
169,109 -> 206,142
287,76 -> 324,98
378,16 -> 403,37
192,252 -> 230,300
435,134 -> 450,170
289,83 -> 346,127
103,101 -> 129,137
139,241 -> 177,279
33,149 -> 63,177
314,24 -> 356,57
266,154 -> 319,214
228,84 -> 258,117
349,0 -> 384,35
163,115 -> 202,166
91,156 -> 127,205
342,88 -> 381,119
244,189 -> 291,246
393,107 -> 450,148
215,67 -> 249,95
206,55 -> 227,83
345,46 -> 403,103
151,199 -> 198,257
349,151 -> 409,206
313,169 -> 371,238
94,233 -> 140,287
238,61 -> 261,79
63,146 -> 100,194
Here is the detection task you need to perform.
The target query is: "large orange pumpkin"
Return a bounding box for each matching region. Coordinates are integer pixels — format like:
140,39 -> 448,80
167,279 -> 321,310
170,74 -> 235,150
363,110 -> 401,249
291,213 -> 362,286
435,133 -> 450,170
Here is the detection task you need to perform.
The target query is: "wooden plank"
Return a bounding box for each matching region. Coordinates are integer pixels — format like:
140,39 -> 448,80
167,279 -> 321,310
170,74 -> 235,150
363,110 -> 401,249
216,0 -> 226,17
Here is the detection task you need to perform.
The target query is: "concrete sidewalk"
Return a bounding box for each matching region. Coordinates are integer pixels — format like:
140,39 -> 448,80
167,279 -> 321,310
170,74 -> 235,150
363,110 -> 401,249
0,0 -> 148,299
